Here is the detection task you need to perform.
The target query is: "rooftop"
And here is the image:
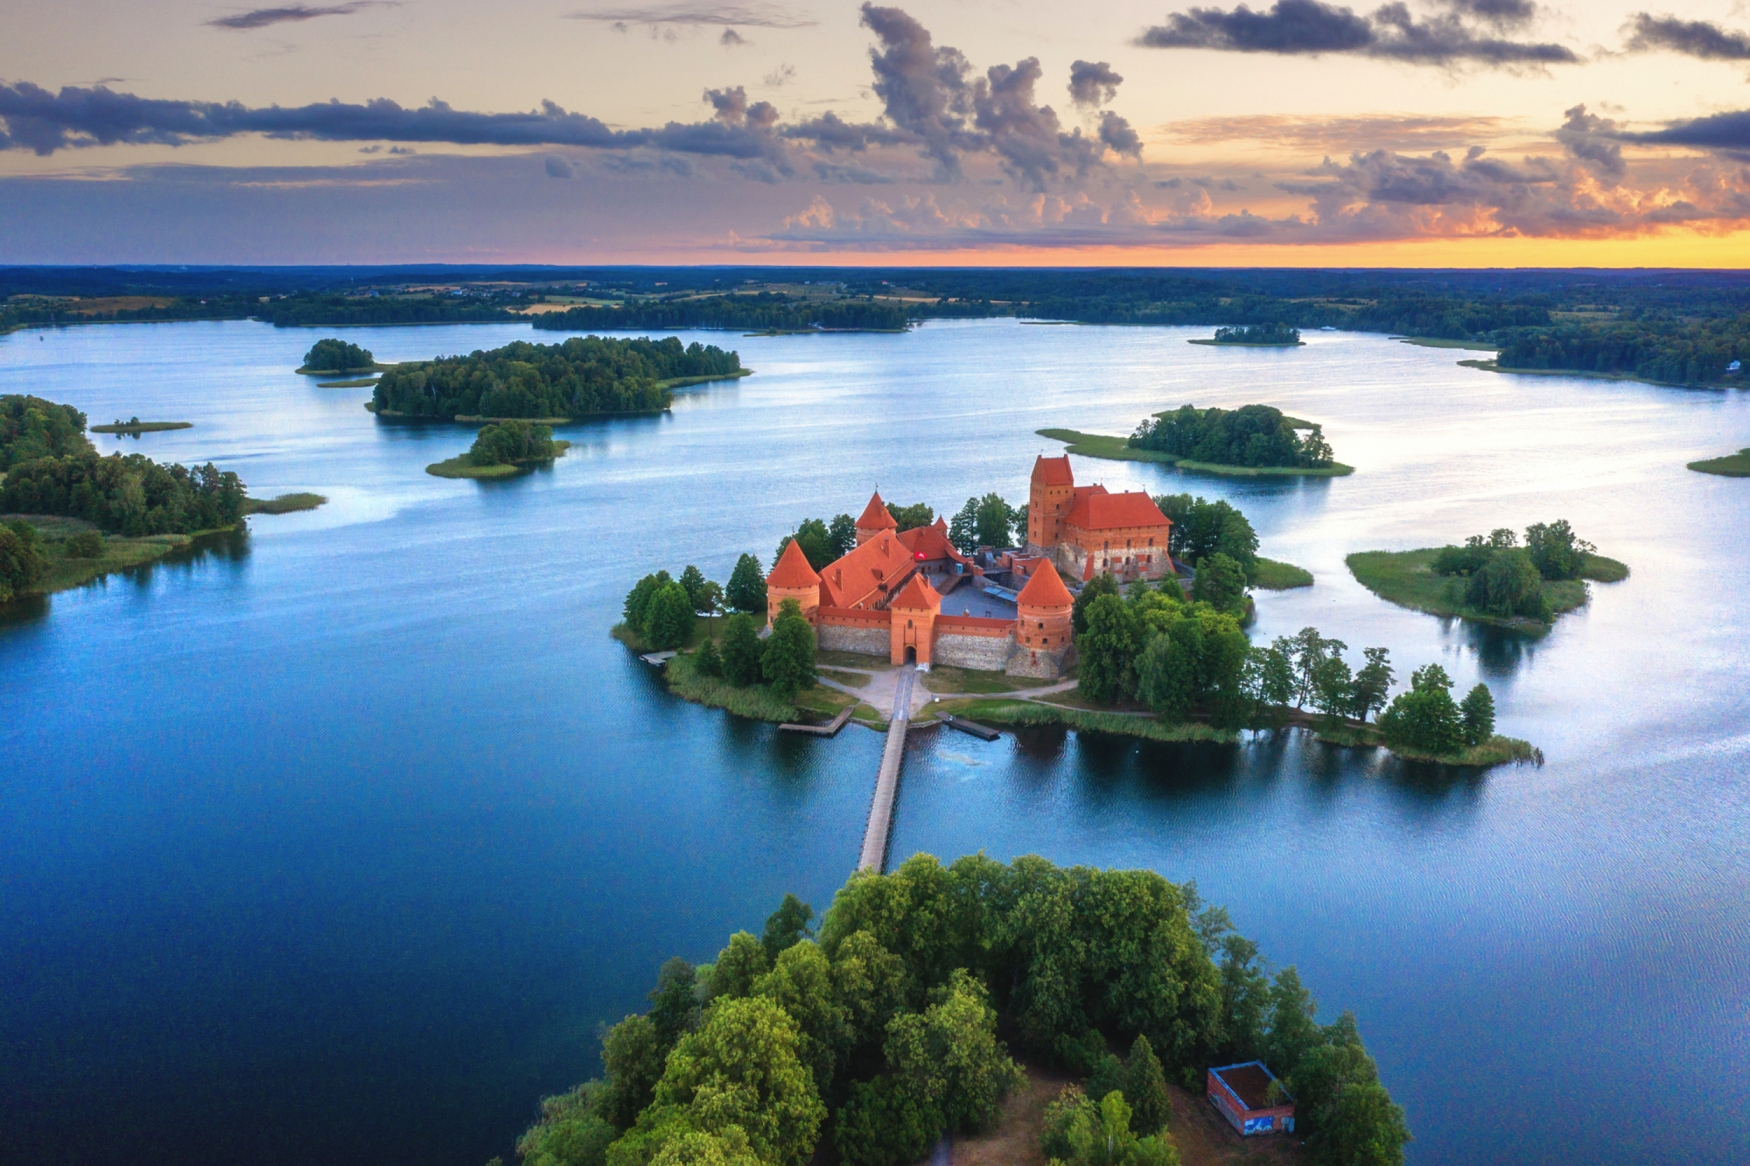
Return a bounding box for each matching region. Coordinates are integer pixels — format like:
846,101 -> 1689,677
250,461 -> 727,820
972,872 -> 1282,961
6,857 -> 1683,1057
1015,558 -> 1073,608
1064,489 -> 1170,532
856,491 -> 898,531
767,538 -> 822,589
1212,1062 -> 1288,1111
820,529 -> 914,608
1032,454 -> 1074,487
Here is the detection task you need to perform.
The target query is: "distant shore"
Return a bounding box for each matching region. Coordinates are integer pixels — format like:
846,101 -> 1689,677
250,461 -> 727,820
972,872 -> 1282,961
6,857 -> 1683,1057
1038,428 -> 1354,478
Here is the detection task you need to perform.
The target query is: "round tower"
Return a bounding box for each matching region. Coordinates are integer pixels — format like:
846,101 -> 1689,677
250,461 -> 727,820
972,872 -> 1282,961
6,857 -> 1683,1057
855,490 -> 899,546
766,539 -> 822,627
1015,559 -> 1073,652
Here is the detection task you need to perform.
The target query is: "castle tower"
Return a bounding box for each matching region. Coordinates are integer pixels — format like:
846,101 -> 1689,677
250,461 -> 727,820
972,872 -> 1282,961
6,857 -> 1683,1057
1028,455 -> 1075,552
1015,559 -> 1074,653
766,538 -> 822,627
889,574 -> 942,669
855,491 -> 899,546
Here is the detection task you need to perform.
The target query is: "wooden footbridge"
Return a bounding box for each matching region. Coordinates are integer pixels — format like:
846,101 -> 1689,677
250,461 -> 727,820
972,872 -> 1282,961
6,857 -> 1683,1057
857,666 -> 917,872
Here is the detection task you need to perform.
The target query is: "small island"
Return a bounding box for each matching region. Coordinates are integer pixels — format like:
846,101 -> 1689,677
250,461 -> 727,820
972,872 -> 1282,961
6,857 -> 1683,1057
1041,403 -> 1353,478
1688,448 -> 1750,477
296,338 -> 389,375
1189,323 -> 1304,347
1348,521 -> 1627,632
426,420 -> 572,479
90,418 -> 194,435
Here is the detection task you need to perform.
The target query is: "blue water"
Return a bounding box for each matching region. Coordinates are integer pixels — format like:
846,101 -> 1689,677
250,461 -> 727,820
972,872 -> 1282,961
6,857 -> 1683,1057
2,319 -> 1747,1166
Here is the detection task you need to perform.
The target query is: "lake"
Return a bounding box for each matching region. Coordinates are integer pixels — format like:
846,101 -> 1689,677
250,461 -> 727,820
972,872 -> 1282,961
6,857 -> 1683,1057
2,318 -> 1747,1166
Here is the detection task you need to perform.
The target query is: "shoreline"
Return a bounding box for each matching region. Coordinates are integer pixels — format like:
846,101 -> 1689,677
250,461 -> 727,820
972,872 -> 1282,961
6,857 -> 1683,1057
1457,358 -> 1736,392
427,441 -> 572,479
1038,428 -> 1354,477
1187,338 -> 1305,347
1347,547 -> 1629,632
90,421 -> 193,434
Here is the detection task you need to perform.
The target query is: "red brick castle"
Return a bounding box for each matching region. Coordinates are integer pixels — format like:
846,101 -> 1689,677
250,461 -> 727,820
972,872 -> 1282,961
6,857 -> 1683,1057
763,459 -> 1171,677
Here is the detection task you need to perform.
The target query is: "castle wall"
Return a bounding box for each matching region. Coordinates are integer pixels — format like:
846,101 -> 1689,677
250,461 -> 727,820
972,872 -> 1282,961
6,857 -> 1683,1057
818,622 -> 891,657
1006,642 -> 1073,679
934,631 -> 1015,672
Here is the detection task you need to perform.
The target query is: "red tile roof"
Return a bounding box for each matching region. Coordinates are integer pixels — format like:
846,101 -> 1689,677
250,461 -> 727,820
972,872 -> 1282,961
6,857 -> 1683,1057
767,538 -> 822,589
1064,490 -> 1170,532
820,529 -> 914,608
1032,455 -> 1074,487
890,573 -> 942,611
856,491 -> 898,531
1016,558 -> 1073,608
897,522 -> 970,564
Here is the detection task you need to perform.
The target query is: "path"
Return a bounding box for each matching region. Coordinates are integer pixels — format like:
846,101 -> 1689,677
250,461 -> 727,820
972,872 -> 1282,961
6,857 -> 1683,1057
857,665 -> 916,872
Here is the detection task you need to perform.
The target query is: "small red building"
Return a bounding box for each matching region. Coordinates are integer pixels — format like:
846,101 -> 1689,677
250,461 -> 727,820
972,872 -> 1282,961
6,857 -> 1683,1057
1207,1061 -> 1295,1136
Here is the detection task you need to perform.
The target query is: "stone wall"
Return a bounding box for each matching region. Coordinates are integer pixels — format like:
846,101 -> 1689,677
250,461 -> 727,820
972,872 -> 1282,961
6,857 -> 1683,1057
818,622 -> 890,658
1006,642 -> 1073,679
934,631 -> 1015,672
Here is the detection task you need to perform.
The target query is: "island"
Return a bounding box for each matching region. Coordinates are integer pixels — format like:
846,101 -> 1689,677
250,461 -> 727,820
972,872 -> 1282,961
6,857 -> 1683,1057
1040,403 -> 1353,478
510,853 -> 1409,1166
1688,448 -> 1750,477
90,418 -> 195,435
530,290 -> 908,334
0,393 -> 327,604
1189,323 -> 1304,347
295,338 -> 391,375
372,335 -> 748,422
426,421 -> 571,479
1347,520 -> 1627,632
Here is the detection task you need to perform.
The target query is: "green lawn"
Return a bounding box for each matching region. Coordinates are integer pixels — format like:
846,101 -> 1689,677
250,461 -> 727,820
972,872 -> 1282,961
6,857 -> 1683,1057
1346,548 -> 1628,630
935,696 -> 1239,743
316,377 -> 380,388
1251,557 -> 1313,589
1688,448 -> 1750,477
820,668 -> 873,688
1037,429 -> 1354,478
921,666 -> 1052,695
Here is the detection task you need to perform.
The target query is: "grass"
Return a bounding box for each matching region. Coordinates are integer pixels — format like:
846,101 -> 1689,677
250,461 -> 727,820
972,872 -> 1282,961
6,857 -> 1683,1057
1251,557 -> 1313,589
316,377 -> 379,388
89,421 -> 193,434
1346,548 -> 1629,631
1037,429 -> 1355,478
656,369 -> 756,389
1187,337 -> 1305,347
2,514 -> 228,597
921,666 -> 1054,695
934,697 -> 1241,743
820,668 -> 873,688
1689,448 -> 1750,477
817,648 -> 895,670
1396,337 -> 1499,351
244,493 -> 327,515
427,441 -> 571,479
662,648 -> 800,723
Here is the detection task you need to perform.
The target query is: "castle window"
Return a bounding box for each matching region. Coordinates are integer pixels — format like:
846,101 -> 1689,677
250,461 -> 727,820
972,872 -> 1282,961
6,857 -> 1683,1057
1038,621 -> 1044,629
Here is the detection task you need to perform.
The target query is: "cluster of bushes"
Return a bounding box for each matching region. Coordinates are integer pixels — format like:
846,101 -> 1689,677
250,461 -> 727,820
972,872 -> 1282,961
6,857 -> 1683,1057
1377,665 -> 1494,756
1,394 -> 93,469
622,556 -> 817,700
372,337 -> 741,420
531,293 -> 908,334
947,493 -> 1022,553
468,421 -> 559,467
1073,574 -> 1253,719
622,567 -> 722,651
693,602 -> 819,701
1152,493 -> 1259,579
301,338 -> 375,371
1431,521 -> 1594,621
511,854 -> 1407,1166
1212,323 -> 1300,344
1130,404 -> 1334,469
0,451 -> 246,536
0,520 -> 47,603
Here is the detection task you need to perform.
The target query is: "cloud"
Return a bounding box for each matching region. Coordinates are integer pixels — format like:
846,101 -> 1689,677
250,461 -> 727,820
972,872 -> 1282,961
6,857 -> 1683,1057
1067,60 -> 1124,108
1099,111 -> 1142,157
720,28 -> 748,46
1441,0 -> 1536,27
1621,108 -> 1750,152
1164,112 -> 1512,151
1625,14 -> 1750,61
1136,0 -> 1578,66
545,155 -> 574,177
764,64 -> 796,86
566,4 -> 816,29
207,3 -> 383,31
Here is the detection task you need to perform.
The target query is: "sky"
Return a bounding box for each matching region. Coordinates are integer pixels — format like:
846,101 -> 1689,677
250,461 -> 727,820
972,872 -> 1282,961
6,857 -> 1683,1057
7,1 -> 1750,265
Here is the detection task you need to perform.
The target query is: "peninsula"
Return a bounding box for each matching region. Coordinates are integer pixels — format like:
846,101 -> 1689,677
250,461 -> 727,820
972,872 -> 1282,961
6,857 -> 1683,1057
1188,323 -> 1304,347
1348,521 -> 1627,632
1688,448 -> 1750,477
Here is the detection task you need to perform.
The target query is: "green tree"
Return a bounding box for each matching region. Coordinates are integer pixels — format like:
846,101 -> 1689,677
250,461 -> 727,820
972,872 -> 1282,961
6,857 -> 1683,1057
1077,593 -> 1139,706
598,1014 -> 668,1130
623,572 -> 672,634
1041,1086 -> 1178,1166
762,599 -> 817,700
1121,1034 -> 1171,1136
301,337 -> 375,372
885,502 -> 934,532
777,519 -> 836,571
1191,553 -> 1247,615
1258,641 -> 1295,707
827,514 -> 858,558
949,498 -> 980,555
755,940 -> 848,1097
644,582 -> 697,651
468,420 -> 556,466
1289,628 -> 1346,709
828,930 -> 912,1064
974,493 -> 1016,549
720,613 -> 765,687
1350,648 -> 1394,723
761,893 -> 815,961
1523,519 -> 1593,581
695,639 -> 723,678
725,555 -> 766,613
1459,684 -> 1495,746
1465,548 -> 1548,620
708,932 -> 771,1001
65,529 -> 105,559
1071,572 -> 1120,635
1,395 -> 92,469
1377,666 -> 1464,756
648,958 -> 700,1049
0,520 -> 47,603
678,566 -> 710,611
1310,654 -> 1355,727
1012,503 -> 1029,546
515,1082 -> 616,1166
1135,630 -> 1197,721
884,970 -> 1024,1135
834,1074 -> 938,1166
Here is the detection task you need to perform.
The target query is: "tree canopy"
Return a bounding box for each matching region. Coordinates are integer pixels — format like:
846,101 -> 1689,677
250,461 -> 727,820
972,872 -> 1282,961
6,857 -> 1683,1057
1,394 -> 93,469
0,451 -> 246,536
1131,405 -> 1333,469
468,420 -> 559,467
301,338 -> 374,371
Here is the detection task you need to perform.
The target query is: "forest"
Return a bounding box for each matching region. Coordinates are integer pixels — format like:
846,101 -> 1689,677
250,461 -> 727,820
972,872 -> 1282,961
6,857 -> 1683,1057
371,336 -> 742,420
532,294 -> 907,334
301,338 -> 375,372
1130,406 -> 1335,470
512,854 -> 1408,1166
258,292 -> 525,328
1,394 -> 93,469
0,451 -> 247,536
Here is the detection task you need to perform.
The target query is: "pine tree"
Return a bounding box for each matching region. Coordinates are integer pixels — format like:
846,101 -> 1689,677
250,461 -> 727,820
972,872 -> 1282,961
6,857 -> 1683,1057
696,638 -> 722,678
726,553 -> 766,613
1122,1034 -> 1171,1135
1460,683 -> 1495,746
644,581 -> 696,650
721,613 -> 765,686
763,599 -> 817,700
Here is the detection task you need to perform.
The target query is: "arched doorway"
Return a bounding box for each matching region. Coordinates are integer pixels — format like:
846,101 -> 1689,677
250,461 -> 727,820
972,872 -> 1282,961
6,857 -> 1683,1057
904,645 -> 917,665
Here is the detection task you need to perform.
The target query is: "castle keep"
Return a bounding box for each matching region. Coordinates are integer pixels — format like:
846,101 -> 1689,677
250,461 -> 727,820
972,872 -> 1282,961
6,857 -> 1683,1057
765,461 -> 1170,677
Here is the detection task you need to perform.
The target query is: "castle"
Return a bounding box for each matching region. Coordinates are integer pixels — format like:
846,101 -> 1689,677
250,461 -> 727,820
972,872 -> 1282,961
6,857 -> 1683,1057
765,457 -> 1172,677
